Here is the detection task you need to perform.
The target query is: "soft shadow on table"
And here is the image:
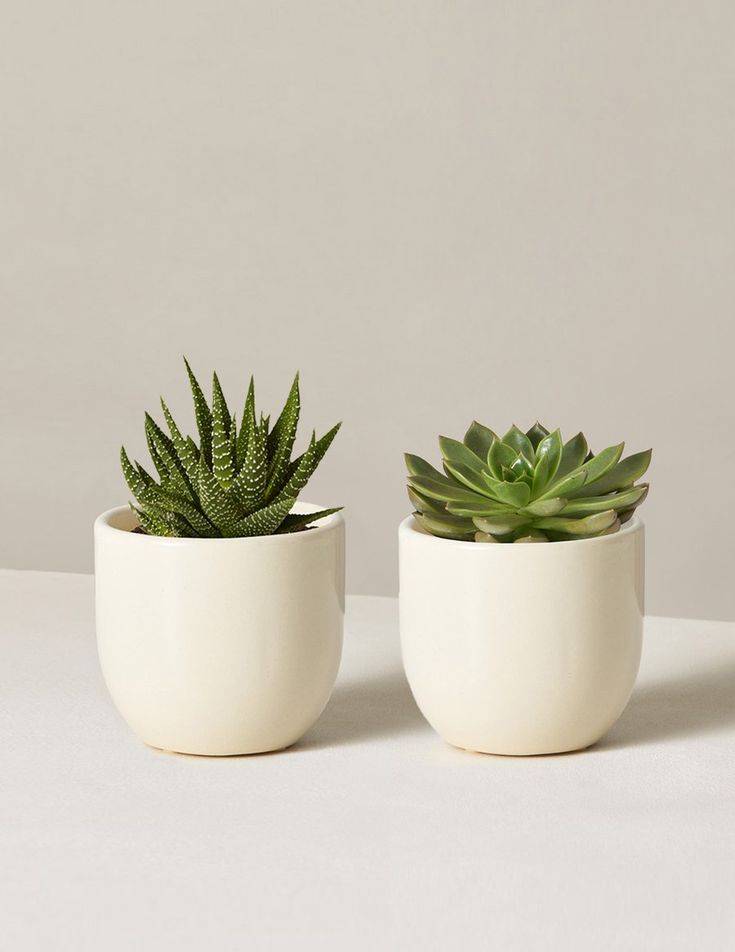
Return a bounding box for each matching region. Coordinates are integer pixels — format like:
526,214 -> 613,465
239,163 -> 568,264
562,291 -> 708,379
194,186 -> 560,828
299,671 -> 427,750
600,658 -> 735,750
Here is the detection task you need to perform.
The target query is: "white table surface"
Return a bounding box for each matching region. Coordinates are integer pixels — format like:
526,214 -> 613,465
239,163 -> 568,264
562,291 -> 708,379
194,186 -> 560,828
1,570 -> 734,951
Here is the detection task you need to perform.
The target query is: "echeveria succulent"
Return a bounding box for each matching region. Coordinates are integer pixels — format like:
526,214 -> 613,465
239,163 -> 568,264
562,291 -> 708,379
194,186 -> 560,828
121,360 -> 341,537
406,422 -> 650,543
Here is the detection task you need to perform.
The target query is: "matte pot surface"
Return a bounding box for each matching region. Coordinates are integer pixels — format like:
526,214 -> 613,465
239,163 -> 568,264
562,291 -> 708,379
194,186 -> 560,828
95,504 -> 345,755
399,516 -> 644,755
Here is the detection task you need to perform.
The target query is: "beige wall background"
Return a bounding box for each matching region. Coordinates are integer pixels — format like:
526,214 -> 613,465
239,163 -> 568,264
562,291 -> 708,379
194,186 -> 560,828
1,2 -> 732,620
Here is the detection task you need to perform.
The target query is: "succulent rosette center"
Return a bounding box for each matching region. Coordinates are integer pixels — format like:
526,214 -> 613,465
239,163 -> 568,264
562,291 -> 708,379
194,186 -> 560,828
406,422 -> 651,543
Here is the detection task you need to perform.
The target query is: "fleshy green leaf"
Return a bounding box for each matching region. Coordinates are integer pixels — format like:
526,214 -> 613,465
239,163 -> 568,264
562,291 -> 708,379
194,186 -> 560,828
513,529 -> 548,543
523,497 -> 566,517
558,484 -> 649,515
487,439 -> 517,479
525,422 -> 550,450
532,429 -> 562,495
502,425 -> 535,463
481,472 -> 531,508
408,475 -> 486,505
438,436 -> 487,475
577,443 -> 625,486
509,454 -> 534,480
571,449 -> 652,498
537,468 -> 588,500
408,486 -> 450,516
443,461 -> 497,498
555,432 -> 589,481
413,511 -> 475,541
445,499 -> 514,517
473,513 -> 530,534
405,454 -> 446,481
533,510 -> 618,535
463,421 -> 497,462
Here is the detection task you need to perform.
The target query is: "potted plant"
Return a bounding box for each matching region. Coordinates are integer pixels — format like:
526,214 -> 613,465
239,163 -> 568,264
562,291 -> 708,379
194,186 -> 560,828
399,422 -> 651,755
95,360 -> 344,756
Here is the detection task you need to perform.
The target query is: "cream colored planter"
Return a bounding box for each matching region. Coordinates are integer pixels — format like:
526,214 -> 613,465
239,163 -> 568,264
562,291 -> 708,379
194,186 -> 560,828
95,504 -> 344,755
399,516 -> 644,755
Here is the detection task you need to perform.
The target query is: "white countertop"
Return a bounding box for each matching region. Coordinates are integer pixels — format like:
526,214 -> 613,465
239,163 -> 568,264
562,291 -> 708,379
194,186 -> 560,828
1,570 -> 734,951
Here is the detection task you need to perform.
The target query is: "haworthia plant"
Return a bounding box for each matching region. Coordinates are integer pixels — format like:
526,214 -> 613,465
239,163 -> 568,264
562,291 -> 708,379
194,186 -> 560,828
406,422 -> 651,543
122,361 -> 341,537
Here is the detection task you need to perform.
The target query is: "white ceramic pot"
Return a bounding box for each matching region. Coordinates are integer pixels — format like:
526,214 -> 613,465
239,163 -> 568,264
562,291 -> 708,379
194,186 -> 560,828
399,515 -> 644,755
95,503 -> 344,755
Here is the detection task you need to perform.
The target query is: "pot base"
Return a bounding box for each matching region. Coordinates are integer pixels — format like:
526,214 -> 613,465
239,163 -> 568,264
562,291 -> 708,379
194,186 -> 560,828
453,740 -> 595,757
148,741 -> 294,758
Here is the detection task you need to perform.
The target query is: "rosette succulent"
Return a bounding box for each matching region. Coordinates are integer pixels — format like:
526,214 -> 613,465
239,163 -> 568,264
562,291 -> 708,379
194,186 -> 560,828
121,360 -> 341,537
406,422 -> 651,543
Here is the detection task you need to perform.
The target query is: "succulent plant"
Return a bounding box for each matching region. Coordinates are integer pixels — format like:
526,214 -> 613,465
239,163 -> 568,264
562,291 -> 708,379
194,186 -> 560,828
121,360 -> 341,538
406,422 -> 651,543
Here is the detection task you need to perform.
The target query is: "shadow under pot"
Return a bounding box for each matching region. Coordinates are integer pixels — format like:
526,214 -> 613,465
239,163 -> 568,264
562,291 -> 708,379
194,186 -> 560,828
94,503 -> 345,756
398,516 -> 644,755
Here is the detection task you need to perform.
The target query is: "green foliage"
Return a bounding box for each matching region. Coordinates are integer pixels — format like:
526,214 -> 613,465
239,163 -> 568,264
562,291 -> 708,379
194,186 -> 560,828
122,361 -> 341,537
406,422 -> 651,543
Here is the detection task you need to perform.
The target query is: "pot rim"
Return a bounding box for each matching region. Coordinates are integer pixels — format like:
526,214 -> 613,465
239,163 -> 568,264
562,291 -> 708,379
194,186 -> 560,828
399,512 -> 642,551
96,501 -> 343,544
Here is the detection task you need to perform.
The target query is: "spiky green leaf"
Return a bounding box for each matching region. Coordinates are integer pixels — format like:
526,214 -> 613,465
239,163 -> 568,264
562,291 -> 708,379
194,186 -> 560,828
273,423 -> 341,504
229,496 -> 295,537
184,358 -> 212,466
130,504 -> 174,537
265,373 -> 301,500
196,454 -> 244,532
160,398 -> 200,481
211,372 -> 235,490
231,407 -> 267,513
276,507 -> 342,533
145,412 -> 194,499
